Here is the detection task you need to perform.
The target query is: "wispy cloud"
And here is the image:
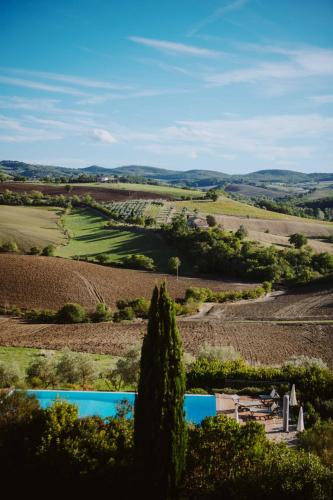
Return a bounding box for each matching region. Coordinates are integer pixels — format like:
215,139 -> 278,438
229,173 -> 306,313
309,94 -> 333,104
205,47 -> 333,87
3,68 -> 132,90
79,88 -> 190,105
187,0 -> 249,36
142,114 -> 333,162
0,75 -> 88,96
0,96 -> 100,117
128,36 -> 222,57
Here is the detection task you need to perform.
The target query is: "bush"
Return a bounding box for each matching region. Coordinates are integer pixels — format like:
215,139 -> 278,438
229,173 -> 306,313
111,345 -> 141,387
26,354 -> 57,387
42,244 -> 55,256
0,361 -> 20,387
57,303 -> 86,323
198,343 -> 241,363
90,303 -> 112,322
299,419 -> 333,468
29,246 -> 42,255
113,306 -> 135,322
121,254 -> 156,271
1,240 -> 18,252
95,253 -> 109,264
55,348 -> 95,385
289,233 -> 308,248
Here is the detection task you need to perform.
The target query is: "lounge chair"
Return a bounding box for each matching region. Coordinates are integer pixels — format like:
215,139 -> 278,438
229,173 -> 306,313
250,402 -> 279,421
259,389 -> 280,403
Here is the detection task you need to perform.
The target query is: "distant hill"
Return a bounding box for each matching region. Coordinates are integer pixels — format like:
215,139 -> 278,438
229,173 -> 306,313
1,160 -> 332,187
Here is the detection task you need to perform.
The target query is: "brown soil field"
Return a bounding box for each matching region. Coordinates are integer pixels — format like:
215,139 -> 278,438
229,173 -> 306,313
215,214 -> 333,238
0,182 -> 170,202
200,284 -> 333,321
0,254 -> 256,311
0,316 -> 332,367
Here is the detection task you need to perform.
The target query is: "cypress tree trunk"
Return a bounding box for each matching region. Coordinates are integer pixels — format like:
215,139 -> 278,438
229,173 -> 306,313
134,283 -> 187,499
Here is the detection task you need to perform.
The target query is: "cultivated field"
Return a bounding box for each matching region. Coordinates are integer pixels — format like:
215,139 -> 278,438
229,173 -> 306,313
0,182 -> 172,202
0,316 -> 332,368
0,254 -> 256,311
0,205 -> 66,251
70,182 -> 204,199
0,181 -> 202,201
55,208 -> 176,269
211,214 -> 333,253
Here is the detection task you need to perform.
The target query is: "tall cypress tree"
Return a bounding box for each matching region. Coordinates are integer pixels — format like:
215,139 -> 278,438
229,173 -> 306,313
134,282 -> 187,499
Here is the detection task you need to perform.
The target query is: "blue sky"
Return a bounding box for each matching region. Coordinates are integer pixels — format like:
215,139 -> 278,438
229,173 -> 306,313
0,0 -> 332,173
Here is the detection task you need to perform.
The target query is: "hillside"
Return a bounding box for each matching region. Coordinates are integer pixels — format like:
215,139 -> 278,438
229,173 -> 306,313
0,254 -> 256,311
1,160 -> 332,187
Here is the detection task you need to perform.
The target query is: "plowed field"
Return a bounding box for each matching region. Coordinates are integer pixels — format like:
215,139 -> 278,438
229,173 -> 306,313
0,182 -> 170,202
0,316 -> 332,367
0,254 -> 256,310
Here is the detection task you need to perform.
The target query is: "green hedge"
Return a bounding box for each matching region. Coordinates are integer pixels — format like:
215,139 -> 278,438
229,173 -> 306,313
185,281 -> 272,303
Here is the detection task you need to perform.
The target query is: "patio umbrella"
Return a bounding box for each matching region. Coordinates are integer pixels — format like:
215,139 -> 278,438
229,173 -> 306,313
297,406 -> 304,432
234,405 -> 239,423
290,384 -> 297,406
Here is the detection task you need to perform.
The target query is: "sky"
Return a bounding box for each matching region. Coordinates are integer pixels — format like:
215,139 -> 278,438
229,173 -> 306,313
0,0 -> 333,174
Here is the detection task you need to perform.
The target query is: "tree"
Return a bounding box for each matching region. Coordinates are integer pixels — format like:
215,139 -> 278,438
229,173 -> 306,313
289,233 -> 308,248
168,256 -> 181,279
42,244 -> 55,256
65,184 -> 72,193
206,214 -> 217,227
95,253 -> 109,264
235,224 -> 248,240
206,189 -> 218,201
57,303 -> 86,323
134,284 -> 187,499
1,241 -> 18,253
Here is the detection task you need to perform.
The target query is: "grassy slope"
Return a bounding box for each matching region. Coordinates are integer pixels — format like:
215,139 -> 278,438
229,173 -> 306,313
175,196 -> 333,223
0,205 -> 66,250
68,182 -> 204,198
56,208 -> 176,271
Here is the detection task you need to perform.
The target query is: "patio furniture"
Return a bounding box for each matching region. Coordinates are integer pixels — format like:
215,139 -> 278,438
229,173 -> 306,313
238,400 -> 264,412
259,388 -> 280,403
250,402 -> 279,421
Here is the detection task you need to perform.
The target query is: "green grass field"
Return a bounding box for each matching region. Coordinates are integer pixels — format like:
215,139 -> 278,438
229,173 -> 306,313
0,205 -> 66,251
56,208 -> 176,270
69,182 -> 204,198
175,196 -> 333,222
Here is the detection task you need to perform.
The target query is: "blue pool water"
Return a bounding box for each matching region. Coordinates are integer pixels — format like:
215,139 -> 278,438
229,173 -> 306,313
27,390 -> 216,424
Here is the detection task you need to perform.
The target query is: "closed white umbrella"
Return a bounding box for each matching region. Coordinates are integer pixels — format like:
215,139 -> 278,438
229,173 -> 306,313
290,384 -> 297,406
234,405 -> 239,423
297,406 -> 305,432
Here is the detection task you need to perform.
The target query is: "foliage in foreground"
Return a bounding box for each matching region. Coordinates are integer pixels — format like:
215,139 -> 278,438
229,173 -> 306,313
0,393 -> 331,498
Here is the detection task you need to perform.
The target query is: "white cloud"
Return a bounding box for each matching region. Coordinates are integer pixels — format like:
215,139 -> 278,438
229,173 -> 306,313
0,75 -> 88,96
91,128 -> 117,144
188,0 -> 249,36
143,114 -> 333,162
205,47 -> 333,87
128,36 -> 222,57
309,94 -> 333,104
3,68 -> 132,90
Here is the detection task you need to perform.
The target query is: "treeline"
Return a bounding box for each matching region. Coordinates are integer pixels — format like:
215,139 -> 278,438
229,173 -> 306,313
162,216 -> 333,283
255,197 -> 333,221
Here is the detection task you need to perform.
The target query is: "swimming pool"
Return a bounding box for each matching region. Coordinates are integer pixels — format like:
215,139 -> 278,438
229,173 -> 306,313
27,390 -> 216,424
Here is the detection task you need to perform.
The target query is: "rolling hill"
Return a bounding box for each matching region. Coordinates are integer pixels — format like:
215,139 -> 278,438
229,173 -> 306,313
1,160 -> 332,187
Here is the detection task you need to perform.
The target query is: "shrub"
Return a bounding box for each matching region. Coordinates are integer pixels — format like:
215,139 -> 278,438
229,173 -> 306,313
121,254 -> 156,271
112,345 -> 141,387
299,419 -> 333,468
1,240 -> 18,252
113,306 -> 135,322
235,224 -> 248,239
90,303 -> 112,322
42,244 -> 55,256
95,253 -> 109,264
29,246 -> 42,255
289,233 -> 308,248
0,361 -> 20,387
57,303 -> 86,323
206,215 -> 217,227
198,343 -> 241,363
26,354 -> 57,387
